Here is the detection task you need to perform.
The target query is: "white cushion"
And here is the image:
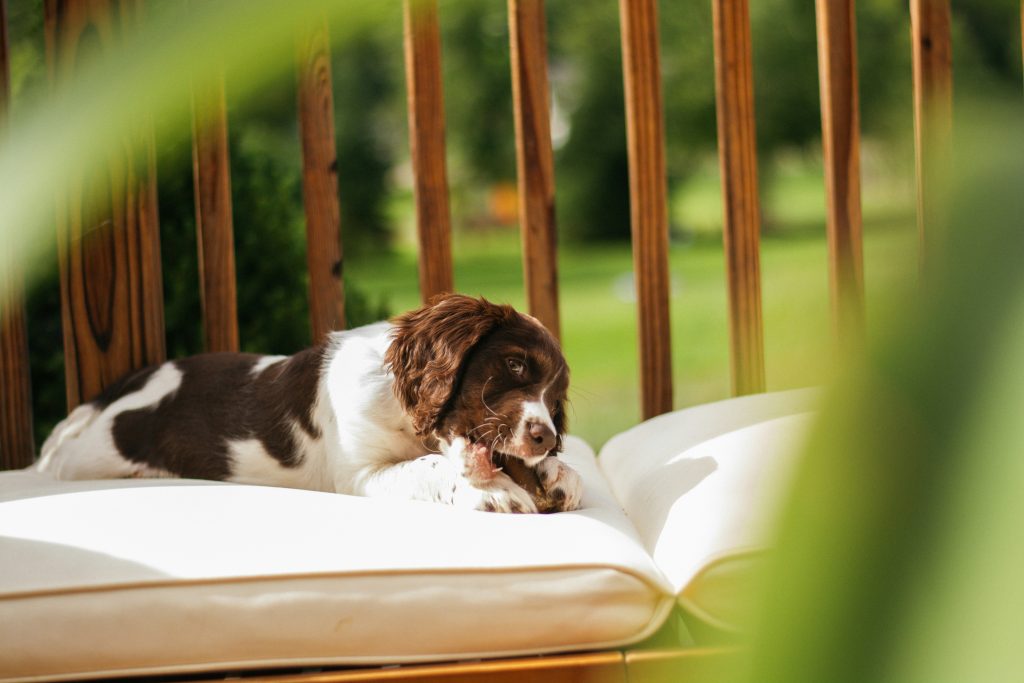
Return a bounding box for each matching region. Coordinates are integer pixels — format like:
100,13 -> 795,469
0,389 -> 818,681
599,388 -> 819,629
0,438 -> 672,682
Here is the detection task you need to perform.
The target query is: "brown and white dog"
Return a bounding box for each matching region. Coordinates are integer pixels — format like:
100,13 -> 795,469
33,294 -> 583,513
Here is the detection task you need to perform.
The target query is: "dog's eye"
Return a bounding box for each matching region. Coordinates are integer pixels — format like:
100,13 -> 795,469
506,358 -> 526,377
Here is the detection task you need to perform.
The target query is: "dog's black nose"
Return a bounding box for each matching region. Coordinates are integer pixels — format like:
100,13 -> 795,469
527,421 -> 556,455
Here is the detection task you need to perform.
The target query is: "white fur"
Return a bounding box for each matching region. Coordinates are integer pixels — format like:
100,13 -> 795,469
250,355 -> 287,376
227,438 -> 329,492
513,387 -> 557,467
536,456 -> 583,511
34,363 -> 183,480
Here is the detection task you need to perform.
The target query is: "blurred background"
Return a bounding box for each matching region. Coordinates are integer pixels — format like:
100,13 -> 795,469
5,0 -> 1022,448
5,3 -> 1024,682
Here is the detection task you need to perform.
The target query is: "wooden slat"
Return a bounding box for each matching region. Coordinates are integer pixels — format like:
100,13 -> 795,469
297,14 -> 345,342
46,0 -> 166,410
711,0 -> 766,396
619,0 -> 673,420
0,0 -> 7,112
624,648 -> 737,683
910,0 -> 953,265
815,0 -> 865,349
241,651 -> 626,682
191,68 -> 239,352
0,0 -> 36,469
508,0 -> 560,340
0,276 -> 32,469
403,0 -> 454,302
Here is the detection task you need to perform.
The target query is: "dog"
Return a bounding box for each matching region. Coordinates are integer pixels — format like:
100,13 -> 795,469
34,294 -> 583,514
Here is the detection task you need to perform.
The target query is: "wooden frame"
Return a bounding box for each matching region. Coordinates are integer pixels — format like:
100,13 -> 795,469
46,0 -> 166,410
191,65 -> 239,353
815,0 -> 864,350
0,0 -> 35,469
403,0 -> 454,302
297,13 -> 346,341
241,652 -> 626,683
619,0 -> 674,419
508,0 -> 560,339
910,0 -> 953,267
710,0 -> 766,397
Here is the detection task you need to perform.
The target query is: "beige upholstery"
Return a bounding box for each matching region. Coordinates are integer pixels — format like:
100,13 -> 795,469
0,389 -> 817,682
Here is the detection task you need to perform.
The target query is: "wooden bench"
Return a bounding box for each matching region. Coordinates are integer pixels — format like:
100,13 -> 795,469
0,0 -> 977,680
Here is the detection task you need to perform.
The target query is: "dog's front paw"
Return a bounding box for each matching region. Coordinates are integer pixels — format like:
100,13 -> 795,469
535,457 -> 583,512
443,437 -> 501,484
454,472 -> 538,514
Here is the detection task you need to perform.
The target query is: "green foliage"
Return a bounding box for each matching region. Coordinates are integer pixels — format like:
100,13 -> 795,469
547,0 -> 630,242
738,107 -> 1024,683
749,0 -> 822,152
440,0 -> 516,185
331,28 -> 403,255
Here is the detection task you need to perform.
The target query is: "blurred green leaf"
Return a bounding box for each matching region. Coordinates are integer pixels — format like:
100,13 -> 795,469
743,104 -> 1024,683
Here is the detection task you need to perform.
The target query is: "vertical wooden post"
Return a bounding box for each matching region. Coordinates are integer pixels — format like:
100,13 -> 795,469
191,68 -> 239,352
297,14 -> 345,342
508,0 -> 560,340
910,0 -> 953,266
403,0 -> 454,302
619,0 -> 673,419
711,0 -> 766,396
0,0 -> 36,468
0,0 -> 7,112
815,0 -> 865,349
46,0 -> 166,410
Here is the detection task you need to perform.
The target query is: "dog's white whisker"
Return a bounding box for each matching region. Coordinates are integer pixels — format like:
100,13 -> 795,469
481,376 -> 500,417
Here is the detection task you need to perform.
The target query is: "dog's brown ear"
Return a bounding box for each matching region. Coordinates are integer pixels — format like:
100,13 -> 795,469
385,294 -> 516,436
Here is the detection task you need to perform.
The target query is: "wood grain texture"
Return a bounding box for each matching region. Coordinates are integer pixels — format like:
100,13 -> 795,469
624,648 -> 738,683
403,0 -> 454,302
619,0 -> 673,420
240,651 -> 626,682
297,14 -> 345,341
191,68 -> 239,352
0,0 -> 36,469
46,0 -> 166,410
0,0 -> 8,115
815,0 -> 865,349
711,0 -> 766,396
508,0 -> 560,340
910,0 -> 952,265
0,274 -> 32,469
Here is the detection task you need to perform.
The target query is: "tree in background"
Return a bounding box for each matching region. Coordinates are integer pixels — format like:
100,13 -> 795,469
435,0 -> 907,243
547,0 -> 631,243
332,29 -> 402,255
440,2 -> 516,186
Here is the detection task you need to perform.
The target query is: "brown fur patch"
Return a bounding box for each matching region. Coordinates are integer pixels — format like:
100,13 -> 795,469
386,294 -> 569,470
107,347 -> 325,480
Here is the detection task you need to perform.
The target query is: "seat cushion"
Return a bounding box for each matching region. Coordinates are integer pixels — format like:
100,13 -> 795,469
0,389 -> 819,680
0,437 -> 672,682
599,388 -> 820,630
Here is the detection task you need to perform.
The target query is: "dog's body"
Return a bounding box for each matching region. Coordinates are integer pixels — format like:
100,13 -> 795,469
34,296 -> 583,514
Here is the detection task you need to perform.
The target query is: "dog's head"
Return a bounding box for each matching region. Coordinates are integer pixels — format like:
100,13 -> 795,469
385,294 -> 569,465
